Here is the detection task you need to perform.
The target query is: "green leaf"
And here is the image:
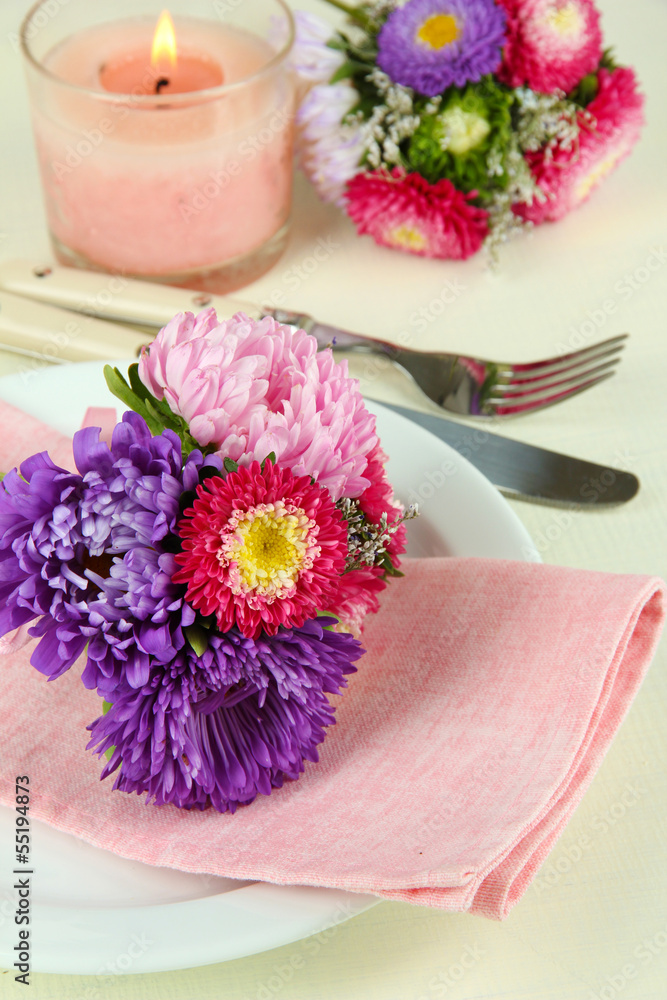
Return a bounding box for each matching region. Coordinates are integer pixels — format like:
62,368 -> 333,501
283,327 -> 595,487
261,451 -> 276,470
103,364 -> 132,404
569,71 -> 599,107
317,0 -> 373,30
377,551 -> 404,578
103,364 -> 164,435
330,60 -> 366,84
600,46 -> 618,71
144,396 -> 178,433
185,624 -> 209,657
104,362 -> 209,460
316,609 -> 341,631
102,700 -> 115,761
178,489 -> 197,514
127,362 -> 153,402
199,465 -> 222,484
223,457 -> 239,473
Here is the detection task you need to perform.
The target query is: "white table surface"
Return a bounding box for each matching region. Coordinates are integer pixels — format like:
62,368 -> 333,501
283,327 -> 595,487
1,0 -> 666,997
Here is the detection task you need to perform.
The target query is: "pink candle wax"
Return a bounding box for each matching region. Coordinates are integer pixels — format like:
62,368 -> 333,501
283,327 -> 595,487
100,52 -> 225,95
30,16 -> 294,282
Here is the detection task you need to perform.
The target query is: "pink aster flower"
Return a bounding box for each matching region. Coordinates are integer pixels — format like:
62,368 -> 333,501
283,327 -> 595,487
173,460 -> 348,640
326,444 -> 408,635
356,444 -> 408,564
345,168 -> 489,260
515,67 -> 645,224
139,310 -> 378,501
497,0 -> 602,94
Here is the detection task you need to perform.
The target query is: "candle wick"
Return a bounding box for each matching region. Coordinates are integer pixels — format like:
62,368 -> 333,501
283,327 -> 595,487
155,77 -> 170,94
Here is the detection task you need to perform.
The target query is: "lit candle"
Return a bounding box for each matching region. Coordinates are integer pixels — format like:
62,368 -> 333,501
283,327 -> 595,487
99,11 -> 225,95
20,1 -> 295,292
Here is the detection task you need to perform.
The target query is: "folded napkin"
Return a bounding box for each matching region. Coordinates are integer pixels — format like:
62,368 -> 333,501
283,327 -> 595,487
0,401 -> 664,919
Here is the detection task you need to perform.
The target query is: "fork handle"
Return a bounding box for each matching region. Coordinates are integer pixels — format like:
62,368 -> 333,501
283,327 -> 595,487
269,308 -> 401,356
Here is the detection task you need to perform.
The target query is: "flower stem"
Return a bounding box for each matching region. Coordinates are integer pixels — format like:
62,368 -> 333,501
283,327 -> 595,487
320,0 -> 373,30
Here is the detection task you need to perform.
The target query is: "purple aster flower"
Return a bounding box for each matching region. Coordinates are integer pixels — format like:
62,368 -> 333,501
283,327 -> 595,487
76,411 -> 222,692
377,0 -> 507,97
73,412 -> 362,812
3,409 -> 364,813
0,412 -> 217,684
87,617 -> 362,812
0,453 -> 90,678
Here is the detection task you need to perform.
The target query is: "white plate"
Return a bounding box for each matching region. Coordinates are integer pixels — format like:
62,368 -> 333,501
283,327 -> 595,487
0,361 -> 538,975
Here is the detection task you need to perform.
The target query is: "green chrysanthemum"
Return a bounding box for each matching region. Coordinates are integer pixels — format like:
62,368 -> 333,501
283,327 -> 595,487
408,77 -> 514,199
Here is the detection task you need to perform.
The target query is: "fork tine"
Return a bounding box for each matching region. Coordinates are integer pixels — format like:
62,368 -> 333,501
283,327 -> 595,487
490,372 -> 616,417
506,335 -> 628,382
507,343 -> 626,386
495,357 -> 621,398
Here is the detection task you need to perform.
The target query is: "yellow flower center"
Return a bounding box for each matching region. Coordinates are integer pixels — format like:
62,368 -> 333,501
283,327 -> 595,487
440,107 -> 490,154
387,225 -> 428,251
221,501 -> 319,599
574,144 -> 627,203
416,14 -> 460,50
545,2 -> 583,37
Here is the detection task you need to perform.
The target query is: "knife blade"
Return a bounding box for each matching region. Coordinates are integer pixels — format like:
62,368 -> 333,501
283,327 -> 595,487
371,400 -> 640,508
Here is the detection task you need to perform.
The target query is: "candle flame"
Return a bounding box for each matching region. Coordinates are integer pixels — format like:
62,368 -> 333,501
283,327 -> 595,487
151,10 -> 177,71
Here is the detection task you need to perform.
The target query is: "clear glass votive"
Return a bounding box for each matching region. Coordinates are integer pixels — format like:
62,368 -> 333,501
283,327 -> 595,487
20,0 -> 295,293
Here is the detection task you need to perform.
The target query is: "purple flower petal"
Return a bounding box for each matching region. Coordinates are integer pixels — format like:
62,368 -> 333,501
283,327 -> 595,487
377,0 -> 506,96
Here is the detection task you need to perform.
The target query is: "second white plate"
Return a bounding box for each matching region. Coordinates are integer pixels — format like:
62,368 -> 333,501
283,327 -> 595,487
0,361 -> 538,974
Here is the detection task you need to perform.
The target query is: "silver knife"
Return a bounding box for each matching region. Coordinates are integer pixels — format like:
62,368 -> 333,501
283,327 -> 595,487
372,400 -> 640,508
0,260 -> 414,357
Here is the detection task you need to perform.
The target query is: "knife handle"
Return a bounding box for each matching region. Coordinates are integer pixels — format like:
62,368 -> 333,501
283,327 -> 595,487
0,290 -> 148,363
0,259 -> 262,329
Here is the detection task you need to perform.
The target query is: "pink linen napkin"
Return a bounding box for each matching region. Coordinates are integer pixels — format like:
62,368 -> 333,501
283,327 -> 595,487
0,402 -> 664,919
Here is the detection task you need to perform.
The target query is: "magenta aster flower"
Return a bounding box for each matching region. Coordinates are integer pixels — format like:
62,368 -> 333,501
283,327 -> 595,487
515,67 -> 644,224
345,168 -> 489,259
497,0 -> 602,94
327,444 -> 408,635
138,311 -> 378,501
377,0 -> 506,97
174,460 -> 349,640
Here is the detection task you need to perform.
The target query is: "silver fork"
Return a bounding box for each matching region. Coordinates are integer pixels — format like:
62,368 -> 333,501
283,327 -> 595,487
270,309 -> 626,418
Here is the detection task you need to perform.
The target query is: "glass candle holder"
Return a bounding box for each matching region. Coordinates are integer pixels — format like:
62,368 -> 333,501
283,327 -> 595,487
20,0 -> 295,293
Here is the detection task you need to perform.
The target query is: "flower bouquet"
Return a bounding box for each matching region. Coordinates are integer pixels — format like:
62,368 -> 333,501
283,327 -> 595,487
292,0 -> 644,259
0,311 -> 413,812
